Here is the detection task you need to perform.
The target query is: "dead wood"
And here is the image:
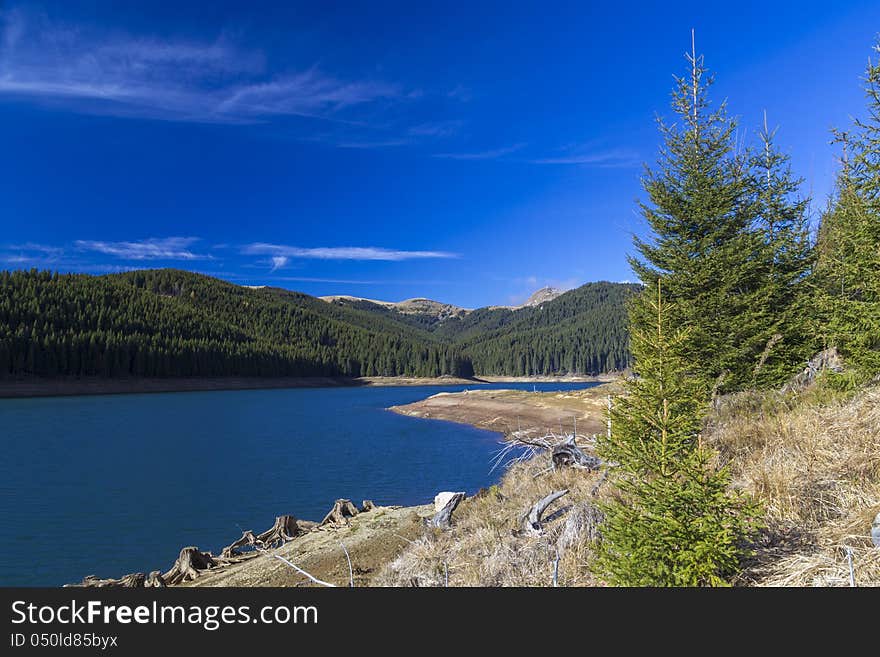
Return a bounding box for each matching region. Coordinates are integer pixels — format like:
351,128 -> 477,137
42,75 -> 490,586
255,515 -> 301,547
221,530 -> 258,558
361,500 -> 376,512
162,546 -> 218,585
320,499 -> 360,526
70,572 -> 146,588
145,570 -> 166,587
428,492 -> 465,529
781,347 -> 845,393
552,435 -> 602,470
522,489 -> 569,536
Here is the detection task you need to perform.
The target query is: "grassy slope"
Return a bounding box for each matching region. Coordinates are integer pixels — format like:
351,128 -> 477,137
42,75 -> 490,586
379,379 -> 880,586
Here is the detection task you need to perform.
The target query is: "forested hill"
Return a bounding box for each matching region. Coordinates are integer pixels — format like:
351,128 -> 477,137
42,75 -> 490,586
0,269 -> 636,379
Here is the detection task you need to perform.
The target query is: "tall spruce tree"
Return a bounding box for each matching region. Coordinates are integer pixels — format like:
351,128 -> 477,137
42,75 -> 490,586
595,282 -> 760,586
748,116 -> 815,387
814,42 -> 880,377
630,37 -> 765,393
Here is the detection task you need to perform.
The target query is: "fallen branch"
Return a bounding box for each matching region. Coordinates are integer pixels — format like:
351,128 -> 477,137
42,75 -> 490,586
340,542 -> 354,587
522,489 -> 569,536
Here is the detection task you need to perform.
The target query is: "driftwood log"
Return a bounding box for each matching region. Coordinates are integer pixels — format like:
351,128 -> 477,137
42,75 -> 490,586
162,546 -> 218,585
428,492 -> 465,529
522,489 -> 569,536
320,499 -> 360,526
552,435 -> 602,470
256,515 -> 301,547
361,500 -> 376,512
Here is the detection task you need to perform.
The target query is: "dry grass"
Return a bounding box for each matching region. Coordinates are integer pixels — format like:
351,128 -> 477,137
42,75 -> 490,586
380,380 -> 880,587
377,449 -> 608,587
708,384 -> 880,586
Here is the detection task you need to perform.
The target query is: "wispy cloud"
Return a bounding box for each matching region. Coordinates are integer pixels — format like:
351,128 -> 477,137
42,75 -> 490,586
75,237 -> 211,260
0,10 -> 407,126
216,70 -> 400,120
243,243 -> 459,262
407,120 -> 463,138
262,276 -> 385,285
270,256 -> 289,271
433,143 -> 525,160
526,147 -> 640,167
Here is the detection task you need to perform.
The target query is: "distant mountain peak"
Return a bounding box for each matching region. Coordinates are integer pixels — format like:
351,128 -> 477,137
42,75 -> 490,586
521,286 -> 564,307
320,294 -> 470,322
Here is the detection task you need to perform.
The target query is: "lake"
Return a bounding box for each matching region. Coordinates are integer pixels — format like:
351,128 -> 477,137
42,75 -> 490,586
0,381 -> 598,586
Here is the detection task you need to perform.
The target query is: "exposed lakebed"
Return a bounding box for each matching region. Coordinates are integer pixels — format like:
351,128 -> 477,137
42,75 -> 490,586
0,381 -> 598,585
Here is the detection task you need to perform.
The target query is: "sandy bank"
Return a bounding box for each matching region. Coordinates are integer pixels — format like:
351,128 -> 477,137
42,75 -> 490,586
388,381 -> 619,437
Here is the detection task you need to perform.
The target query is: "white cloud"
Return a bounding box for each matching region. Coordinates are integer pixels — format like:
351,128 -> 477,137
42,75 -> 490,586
0,11 -> 405,125
433,143 -> 525,160
243,243 -> 459,261
75,237 -> 211,260
527,147 -> 640,167
270,255 -> 289,271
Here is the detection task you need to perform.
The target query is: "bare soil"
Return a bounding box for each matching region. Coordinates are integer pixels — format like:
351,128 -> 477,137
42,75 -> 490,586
189,504 -> 432,587
388,382 -> 618,437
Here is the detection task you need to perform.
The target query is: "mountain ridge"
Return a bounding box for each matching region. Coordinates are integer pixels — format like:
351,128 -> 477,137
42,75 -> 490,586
0,269 -> 637,379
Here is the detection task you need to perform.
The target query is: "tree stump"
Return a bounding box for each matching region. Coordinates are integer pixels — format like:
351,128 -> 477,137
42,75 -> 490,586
72,572 -> 146,588
145,571 -> 166,587
221,530 -> 258,558
428,492 -> 465,529
255,516 -> 301,547
320,499 -> 360,526
162,547 -> 217,585
522,489 -> 569,536
552,435 -> 602,470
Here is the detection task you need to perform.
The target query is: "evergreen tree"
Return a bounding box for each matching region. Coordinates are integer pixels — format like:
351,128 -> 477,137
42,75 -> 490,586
595,282 -> 760,586
814,42 -> 880,377
748,115 -> 815,387
630,37 -> 765,393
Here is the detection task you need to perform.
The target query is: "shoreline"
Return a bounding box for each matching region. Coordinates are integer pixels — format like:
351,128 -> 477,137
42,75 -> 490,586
388,382 -> 617,438
56,380 -> 615,587
0,373 -> 612,400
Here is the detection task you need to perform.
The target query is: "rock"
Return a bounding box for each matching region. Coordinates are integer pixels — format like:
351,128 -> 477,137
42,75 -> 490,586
428,492 -> 465,529
872,512 -> 880,548
361,500 -> 376,512
434,491 -> 466,513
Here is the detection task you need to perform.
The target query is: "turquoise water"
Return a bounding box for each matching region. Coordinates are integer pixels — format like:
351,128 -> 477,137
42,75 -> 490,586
0,381 -> 598,586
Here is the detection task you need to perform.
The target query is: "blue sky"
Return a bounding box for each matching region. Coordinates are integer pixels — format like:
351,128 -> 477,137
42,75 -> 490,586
1,1 -> 878,307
